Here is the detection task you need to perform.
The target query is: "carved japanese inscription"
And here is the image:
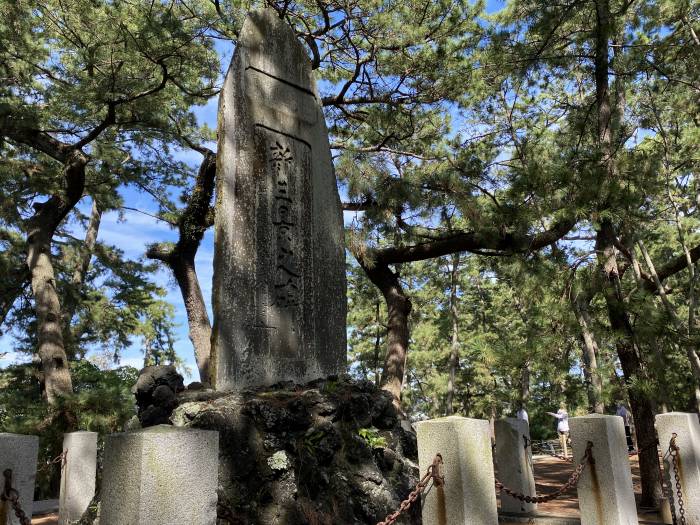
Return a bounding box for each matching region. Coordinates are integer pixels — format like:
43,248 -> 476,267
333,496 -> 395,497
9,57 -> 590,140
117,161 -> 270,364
270,141 -> 300,308
251,130 -> 312,362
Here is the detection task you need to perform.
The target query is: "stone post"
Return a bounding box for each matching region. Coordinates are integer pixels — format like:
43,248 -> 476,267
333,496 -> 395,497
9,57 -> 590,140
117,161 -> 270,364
58,431 -> 97,524
0,433 -> 39,525
100,425 -> 219,525
494,418 -> 536,515
416,416 -> 498,525
569,414 -> 638,525
655,412 -> 700,524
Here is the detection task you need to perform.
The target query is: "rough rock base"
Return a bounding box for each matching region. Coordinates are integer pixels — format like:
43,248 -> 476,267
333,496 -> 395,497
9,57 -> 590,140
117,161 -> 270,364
170,376 -> 420,525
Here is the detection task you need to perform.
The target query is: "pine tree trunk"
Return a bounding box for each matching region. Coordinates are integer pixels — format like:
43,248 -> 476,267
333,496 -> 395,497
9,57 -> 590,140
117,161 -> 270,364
597,221 -> 662,508
171,256 -> 212,384
358,258 -> 411,406
520,362 -> 530,405
25,150 -> 87,404
146,151 -> 216,384
28,228 -> 73,403
72,198 -> 101,287
572,296 -> 604,413
592,0 -> 662,507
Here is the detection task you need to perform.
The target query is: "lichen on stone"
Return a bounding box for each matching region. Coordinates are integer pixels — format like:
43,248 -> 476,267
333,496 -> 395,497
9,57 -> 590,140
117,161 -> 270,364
268,450 -> 291,471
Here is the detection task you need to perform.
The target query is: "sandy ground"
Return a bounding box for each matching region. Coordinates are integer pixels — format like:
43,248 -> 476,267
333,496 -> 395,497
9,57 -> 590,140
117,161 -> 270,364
498,453 -> 665,523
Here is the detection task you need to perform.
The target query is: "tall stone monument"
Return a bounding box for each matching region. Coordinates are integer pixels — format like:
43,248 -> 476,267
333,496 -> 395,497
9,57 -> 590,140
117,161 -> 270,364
212,9 -> 346,390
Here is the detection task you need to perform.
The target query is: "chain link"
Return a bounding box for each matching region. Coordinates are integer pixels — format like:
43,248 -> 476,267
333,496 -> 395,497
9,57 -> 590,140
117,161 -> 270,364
1,469 -> 32,525
531,441 -> 574,463
376,453 -> 444,525
37,450 -> 68,474
495,441 -> 593,504
666,433 -> 686,525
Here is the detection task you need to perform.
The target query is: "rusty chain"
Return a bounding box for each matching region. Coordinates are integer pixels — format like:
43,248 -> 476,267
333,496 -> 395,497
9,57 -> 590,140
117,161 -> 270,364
1,469 -> 32,525
530,440 -> 573,463
37,450 -> 68,474
376,453 -> 444,525
495,441 -> 593,504
666,433 -> 687,525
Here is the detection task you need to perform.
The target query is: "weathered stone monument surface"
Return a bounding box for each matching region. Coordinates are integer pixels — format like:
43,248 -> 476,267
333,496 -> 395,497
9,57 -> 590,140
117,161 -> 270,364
59,431 -> 97,525
100,425 -> 219,525
0,433 -> 38,525
495,418 -> 537,515
212,8 -> 346,390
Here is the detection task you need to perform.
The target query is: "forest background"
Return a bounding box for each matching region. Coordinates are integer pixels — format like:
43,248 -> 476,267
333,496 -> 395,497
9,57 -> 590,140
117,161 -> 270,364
0,0 -> 698,507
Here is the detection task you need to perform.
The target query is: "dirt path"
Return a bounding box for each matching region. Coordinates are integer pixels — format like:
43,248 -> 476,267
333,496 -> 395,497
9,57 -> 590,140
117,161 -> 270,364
497,454 -> 665,522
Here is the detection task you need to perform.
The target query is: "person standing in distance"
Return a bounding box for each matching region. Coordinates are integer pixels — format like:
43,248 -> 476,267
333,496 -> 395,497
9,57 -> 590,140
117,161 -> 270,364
616,402 -> 634,451
516,404 -> 529,423
547,403 -> 570,457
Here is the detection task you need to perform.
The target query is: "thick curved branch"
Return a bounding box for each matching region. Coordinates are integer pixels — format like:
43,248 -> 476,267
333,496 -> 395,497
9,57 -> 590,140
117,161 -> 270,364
371,216 -> 577,265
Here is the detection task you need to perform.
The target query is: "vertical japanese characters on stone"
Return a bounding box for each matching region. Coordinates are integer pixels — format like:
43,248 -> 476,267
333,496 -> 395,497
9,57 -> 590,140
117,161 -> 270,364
212,8 -> 346,390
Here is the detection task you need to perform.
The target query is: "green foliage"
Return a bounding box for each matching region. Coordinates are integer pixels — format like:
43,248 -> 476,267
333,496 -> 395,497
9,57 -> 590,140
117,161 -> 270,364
358,427 -> 387,449
0,360 -> 137,498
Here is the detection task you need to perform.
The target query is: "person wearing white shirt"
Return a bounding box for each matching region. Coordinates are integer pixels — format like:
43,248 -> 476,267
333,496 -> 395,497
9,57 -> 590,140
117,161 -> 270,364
616,402 -> 634,451
547,403 -> 570,457
516,405 -> 529,423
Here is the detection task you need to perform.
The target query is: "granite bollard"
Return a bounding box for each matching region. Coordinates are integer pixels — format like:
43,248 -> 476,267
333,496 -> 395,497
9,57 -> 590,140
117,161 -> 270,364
416,416 -> 498,525
0,433 -> 39,525
655,412 -> 700,524
494,418 -> 536,514
58,431 -> 97,525
569,414 -> 638,525
100,425 -> 219,525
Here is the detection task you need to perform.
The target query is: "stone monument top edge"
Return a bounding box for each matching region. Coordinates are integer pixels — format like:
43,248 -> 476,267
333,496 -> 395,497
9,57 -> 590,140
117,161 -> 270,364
415,415 -> 488,426
235,8 -> 315,93
0,432 -> 39,439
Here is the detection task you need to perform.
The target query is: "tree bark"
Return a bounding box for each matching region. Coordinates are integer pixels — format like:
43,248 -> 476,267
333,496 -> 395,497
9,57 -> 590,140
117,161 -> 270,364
572,294 -> 605,413
72,198 -> 102,288
357,257 -> 411,406
446,252 -> 460,415
596,221 -> 662,507
592,0 -> 662,507
26,150 -> 87,404
146,150 -> 216,384
172,256 -> 211,381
